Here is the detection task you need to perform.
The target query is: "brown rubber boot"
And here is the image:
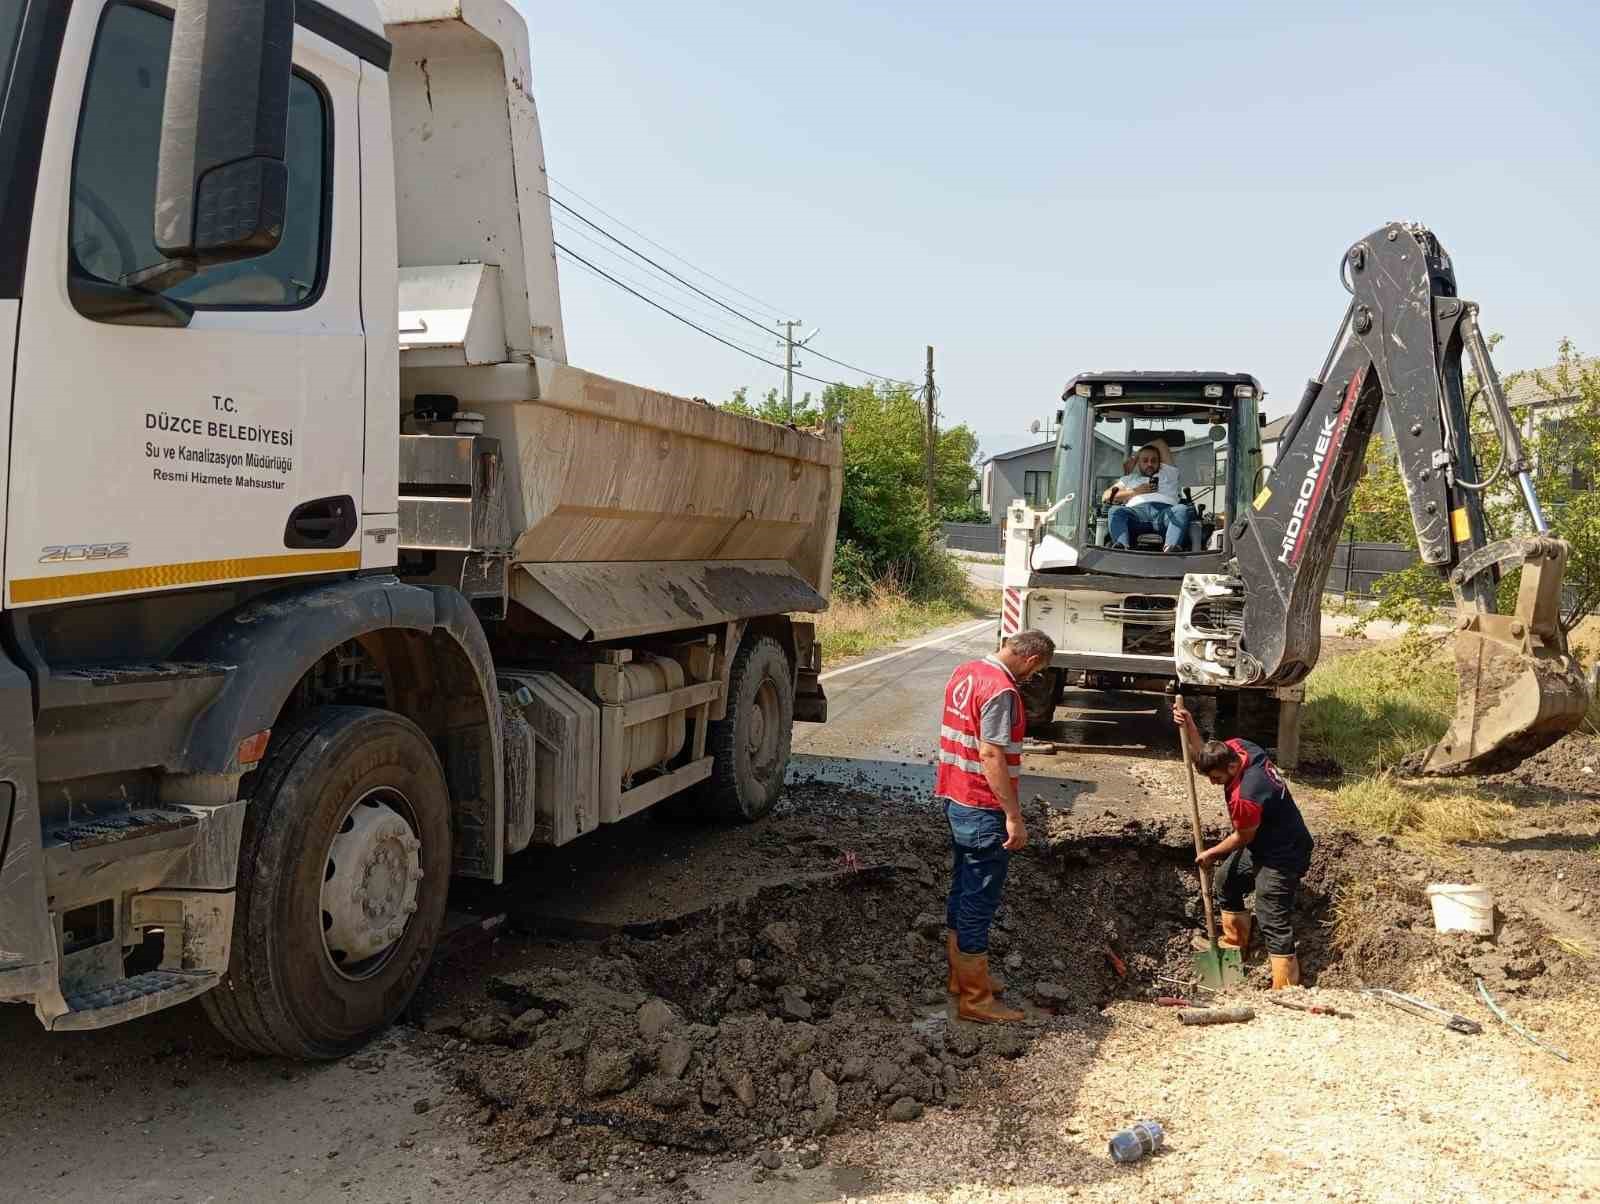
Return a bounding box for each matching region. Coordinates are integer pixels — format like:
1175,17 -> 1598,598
946,930 -> 960,995
1220,910 -> 1253,957
954,951 -> 1024,1024
1269,954 -> 1301,990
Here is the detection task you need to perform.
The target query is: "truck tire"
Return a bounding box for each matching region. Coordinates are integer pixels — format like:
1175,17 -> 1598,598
701,636 -> 794,822
1020,668 -> 1059,733
202,706 -> 451,1059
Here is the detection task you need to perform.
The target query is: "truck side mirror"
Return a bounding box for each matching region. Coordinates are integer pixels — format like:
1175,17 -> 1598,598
154,0 -> 295,270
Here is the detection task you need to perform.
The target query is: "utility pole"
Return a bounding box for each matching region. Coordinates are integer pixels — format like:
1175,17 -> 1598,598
779,320 -> 804,419
924,344 -> 937,515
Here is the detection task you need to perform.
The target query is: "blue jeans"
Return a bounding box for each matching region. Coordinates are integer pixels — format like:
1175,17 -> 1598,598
1108,501 -> 1196,550
943,800 -> 1011,955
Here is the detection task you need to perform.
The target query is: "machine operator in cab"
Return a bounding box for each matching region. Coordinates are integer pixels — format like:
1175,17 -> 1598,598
1173,700 -> 1315,988
1103,442 -> 1196,553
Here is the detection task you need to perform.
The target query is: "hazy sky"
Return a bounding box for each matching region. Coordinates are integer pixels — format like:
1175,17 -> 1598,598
521,1 -> 1599,458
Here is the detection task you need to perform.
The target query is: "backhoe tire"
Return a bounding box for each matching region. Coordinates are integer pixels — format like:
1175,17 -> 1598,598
1219,690 -> 1282,755
700,636 -> 794,822
201,706 -> 451,1059
1020,668 -> 1060,733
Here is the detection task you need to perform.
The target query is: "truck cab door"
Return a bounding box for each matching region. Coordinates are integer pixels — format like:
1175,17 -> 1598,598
4,1 -> 367,608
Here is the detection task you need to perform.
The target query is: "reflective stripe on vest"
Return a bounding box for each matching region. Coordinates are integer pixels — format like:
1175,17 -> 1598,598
934,657 -> 1025,810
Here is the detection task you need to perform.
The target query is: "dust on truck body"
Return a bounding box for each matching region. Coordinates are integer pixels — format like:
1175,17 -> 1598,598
0,0 -> 840,1056
1001,372 -> 1301,758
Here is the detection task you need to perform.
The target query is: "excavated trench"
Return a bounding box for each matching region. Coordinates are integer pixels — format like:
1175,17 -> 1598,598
399,777 -> 1594,1183
411,803 -> 1376,1170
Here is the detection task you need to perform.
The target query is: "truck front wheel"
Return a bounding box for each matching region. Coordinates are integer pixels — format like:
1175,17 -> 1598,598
202,706 -> 451,1059
702,636 -> 794,821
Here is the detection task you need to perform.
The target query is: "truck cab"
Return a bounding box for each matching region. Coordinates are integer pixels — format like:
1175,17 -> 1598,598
0,0 -> 839,1056
1002,372 -> 1296,749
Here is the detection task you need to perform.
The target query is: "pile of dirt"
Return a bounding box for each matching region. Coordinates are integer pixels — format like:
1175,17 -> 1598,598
405,795 -> 1220,1172
1483,730 -> 1600,798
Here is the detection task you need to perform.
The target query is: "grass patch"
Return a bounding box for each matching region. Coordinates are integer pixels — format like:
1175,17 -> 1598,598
1330,774 -> 1514,846
1303,634 -> 1521,846
1302,633 -> 1457,775
815,582 -> 995,667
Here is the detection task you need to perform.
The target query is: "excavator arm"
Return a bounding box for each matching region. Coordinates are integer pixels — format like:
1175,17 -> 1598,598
1176,222 -> 1589,774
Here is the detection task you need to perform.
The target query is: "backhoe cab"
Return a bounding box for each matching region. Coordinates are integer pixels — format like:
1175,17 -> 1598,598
1001,373 -> 1293,753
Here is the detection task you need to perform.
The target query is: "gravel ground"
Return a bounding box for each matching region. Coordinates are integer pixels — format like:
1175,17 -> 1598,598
833,981 -> 1600,1202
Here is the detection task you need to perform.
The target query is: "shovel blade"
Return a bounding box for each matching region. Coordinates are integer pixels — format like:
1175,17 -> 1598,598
1192,943 -> 1245,989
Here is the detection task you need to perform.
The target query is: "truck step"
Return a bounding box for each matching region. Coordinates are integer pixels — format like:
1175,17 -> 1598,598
39,660 -> 232,708
44,806 -> 199,853
51,970 -> 219,1031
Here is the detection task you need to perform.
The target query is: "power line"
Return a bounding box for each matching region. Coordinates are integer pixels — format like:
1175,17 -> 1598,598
548,193 -> 779,336
545,189 -> 910,385
555,243 -> 844,388
546,174 -> 791,319
552,217 -> 779,354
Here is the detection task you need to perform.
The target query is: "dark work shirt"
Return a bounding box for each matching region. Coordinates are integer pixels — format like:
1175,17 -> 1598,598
1223,739 -> 1314,872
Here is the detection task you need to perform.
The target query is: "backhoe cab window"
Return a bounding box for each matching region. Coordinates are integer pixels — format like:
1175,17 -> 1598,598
70,3 -> 327,310
1050,398 -> 1234,547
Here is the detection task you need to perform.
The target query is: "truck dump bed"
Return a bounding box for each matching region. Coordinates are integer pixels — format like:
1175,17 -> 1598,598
400,352 -> 842,641
380,2 -> 842,642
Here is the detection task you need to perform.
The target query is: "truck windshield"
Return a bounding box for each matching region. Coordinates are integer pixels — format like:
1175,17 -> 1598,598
0,3 -> 25,141
0,6 -> 21,102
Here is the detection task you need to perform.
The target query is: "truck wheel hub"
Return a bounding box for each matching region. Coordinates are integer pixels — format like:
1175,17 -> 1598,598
321,790 -> 422,976
746,679 -> 781,777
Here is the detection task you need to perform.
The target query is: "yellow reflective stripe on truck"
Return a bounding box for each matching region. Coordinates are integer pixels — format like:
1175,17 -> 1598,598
1451,507 -> 1471,543
8,551 -> 361,604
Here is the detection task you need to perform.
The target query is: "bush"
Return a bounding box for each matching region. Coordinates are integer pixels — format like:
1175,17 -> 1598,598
939,499 -> 991,525
830,539 -> 875,604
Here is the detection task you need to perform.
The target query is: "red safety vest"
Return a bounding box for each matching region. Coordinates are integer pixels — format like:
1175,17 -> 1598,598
935,657 -> 1024,810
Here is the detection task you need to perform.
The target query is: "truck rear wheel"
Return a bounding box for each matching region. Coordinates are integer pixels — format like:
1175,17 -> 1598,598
202,706 -> 451,1059
701,636 -> 794,821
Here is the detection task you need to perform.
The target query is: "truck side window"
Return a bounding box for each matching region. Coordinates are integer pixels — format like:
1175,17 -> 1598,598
69,2 -> 329,312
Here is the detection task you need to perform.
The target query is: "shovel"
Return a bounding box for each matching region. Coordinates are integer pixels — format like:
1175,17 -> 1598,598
1176,693 -> 1244,989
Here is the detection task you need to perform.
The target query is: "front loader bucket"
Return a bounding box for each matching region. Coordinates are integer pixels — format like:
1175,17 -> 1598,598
1421,624 -> 1589,775
1422,537 -> 1591,776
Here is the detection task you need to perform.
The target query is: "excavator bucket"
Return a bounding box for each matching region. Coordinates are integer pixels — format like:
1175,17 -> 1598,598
1422,541 -> 1591,776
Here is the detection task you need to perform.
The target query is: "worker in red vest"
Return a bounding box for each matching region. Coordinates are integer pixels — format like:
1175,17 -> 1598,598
937,628 -> 1056,1023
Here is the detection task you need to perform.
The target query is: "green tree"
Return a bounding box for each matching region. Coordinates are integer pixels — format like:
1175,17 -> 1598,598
1348,340 -> 1600,632
720,380 -> 982,596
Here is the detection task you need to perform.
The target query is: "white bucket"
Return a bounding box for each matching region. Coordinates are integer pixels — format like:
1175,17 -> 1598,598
1425,883 -> 1495,935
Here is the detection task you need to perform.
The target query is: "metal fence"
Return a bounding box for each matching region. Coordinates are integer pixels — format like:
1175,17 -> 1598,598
939,522 -> 1004,554
1324,541 -> 1418,598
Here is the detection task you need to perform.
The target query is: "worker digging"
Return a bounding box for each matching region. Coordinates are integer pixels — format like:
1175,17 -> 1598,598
934,629 -> 1056,1023
1173,698 -> 1315,988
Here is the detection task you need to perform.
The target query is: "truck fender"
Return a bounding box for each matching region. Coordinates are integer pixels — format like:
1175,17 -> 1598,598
174,577 -> 505,879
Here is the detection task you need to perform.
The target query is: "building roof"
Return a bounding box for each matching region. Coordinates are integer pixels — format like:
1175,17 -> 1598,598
984,440 -> 1056,464
1261,415 -> 1291,442
1504,358 -> 1598,409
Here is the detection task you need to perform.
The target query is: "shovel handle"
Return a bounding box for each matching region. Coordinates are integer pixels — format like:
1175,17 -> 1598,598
1175,693 -> 1220,948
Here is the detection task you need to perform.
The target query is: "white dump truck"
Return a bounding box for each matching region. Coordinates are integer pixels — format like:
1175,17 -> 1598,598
0,0 -> 841,1056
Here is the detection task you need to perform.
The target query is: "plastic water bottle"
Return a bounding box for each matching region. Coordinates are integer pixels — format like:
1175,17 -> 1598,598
1108,1119 -> 1164,1164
